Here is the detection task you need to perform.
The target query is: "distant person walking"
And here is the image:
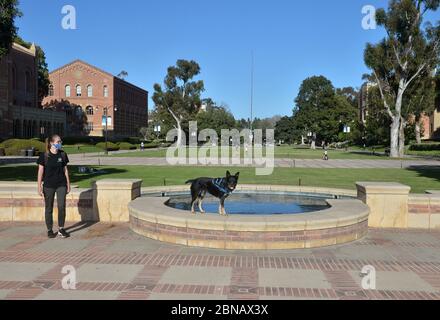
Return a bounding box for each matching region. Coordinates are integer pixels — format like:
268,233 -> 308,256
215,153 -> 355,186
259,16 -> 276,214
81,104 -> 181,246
37,134 -> 71,239
323,150 -> 329,161
141,141 -> 145,151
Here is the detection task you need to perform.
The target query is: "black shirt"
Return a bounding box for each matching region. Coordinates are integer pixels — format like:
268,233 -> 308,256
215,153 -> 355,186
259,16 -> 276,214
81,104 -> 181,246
37,151 -> 70,188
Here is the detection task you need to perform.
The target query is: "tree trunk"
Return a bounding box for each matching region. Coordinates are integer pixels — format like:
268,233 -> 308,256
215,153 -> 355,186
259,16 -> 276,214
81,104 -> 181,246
389,84 -> 405,158
176,120 -> 183,147
168,107 -> 183,147
390,116 -> 400,158
310,133 -> 316,150
415,117 -> 422,145
399,119 -> 406,158
301,135 -> 305,145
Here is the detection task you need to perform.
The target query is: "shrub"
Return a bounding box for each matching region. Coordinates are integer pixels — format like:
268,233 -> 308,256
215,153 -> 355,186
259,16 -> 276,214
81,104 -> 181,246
123,137 -> 142,144
117,142 -> 137,150
409,144 -> 440,152
96,142 -> 120,151
0,139 -> 46,156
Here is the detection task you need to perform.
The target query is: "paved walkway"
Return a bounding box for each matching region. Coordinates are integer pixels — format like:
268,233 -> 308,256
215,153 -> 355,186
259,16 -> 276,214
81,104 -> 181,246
1,222 -> 440,300
1,152 -> 439,168
67,155 -> 440,169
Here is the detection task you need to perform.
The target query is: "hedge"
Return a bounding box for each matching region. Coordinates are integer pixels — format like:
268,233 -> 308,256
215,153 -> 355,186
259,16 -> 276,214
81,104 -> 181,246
0,139 -> 46,156
142,141 -> 172,149
95,142 -> 120,151
409,144 -> 440,152
117,142 -> 137,150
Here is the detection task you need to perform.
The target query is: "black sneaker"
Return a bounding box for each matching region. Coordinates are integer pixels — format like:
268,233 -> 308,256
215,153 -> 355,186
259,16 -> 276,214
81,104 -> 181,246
47,230 -> 56,239
58,228 -> 70,238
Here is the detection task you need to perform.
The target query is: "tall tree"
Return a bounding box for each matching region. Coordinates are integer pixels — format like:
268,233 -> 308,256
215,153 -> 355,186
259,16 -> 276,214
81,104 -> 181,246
0,0 -> 22,57
405,71 -> 437,144
153,60 -> 205,146
275,116 -> 295,144
364,0 -> 440,157
293,76 -> 335,149
292,76 -> 357,148
196,104 -> 236,136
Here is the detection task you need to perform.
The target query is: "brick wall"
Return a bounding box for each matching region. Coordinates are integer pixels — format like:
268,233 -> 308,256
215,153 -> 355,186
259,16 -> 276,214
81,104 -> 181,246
408,195 -> 440,229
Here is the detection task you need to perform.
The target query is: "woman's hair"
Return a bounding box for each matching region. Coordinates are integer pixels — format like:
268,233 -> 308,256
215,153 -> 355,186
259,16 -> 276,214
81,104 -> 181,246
45,134 -> 60,153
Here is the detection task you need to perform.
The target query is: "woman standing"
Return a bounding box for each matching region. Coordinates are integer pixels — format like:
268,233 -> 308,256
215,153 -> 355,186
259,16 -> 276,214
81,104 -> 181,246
37,134 -> 71,238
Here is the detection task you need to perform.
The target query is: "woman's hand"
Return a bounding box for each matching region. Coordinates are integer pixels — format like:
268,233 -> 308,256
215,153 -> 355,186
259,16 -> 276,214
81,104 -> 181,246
38,184 -> 44,198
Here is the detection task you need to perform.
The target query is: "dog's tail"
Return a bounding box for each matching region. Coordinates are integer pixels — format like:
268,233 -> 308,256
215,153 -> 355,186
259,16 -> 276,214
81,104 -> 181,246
185,179 -> 195,184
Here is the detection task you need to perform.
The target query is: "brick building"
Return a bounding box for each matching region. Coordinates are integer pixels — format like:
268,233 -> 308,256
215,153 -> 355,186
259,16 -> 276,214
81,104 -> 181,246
43,60 -> 148,138
0,43 -> 65,140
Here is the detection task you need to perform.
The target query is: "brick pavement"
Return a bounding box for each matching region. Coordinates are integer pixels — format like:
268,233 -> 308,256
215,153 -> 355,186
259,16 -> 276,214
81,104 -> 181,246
0,222 -> 440,300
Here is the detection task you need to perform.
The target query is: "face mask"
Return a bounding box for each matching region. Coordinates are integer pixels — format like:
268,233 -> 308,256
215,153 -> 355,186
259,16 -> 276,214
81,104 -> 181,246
53,143 -> 62,150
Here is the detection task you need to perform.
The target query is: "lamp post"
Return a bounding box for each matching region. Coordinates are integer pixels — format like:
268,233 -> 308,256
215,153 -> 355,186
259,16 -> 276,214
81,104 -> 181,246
98,106 -> 118,156
104,107 -> 109,155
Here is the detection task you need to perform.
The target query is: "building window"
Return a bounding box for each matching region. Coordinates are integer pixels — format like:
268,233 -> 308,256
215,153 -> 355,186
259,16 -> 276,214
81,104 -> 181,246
65,85 -> 71,97
103,85 -> 108,97
86,122 -> 94,132
86,106 -> 94,116
76,85 -> 82,97
87,85 -> 93,97
25,71 -> 31,93
49,84 -> 54,96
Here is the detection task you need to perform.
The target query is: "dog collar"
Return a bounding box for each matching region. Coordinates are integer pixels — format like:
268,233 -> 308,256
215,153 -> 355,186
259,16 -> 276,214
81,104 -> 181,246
212,178 -> 233,195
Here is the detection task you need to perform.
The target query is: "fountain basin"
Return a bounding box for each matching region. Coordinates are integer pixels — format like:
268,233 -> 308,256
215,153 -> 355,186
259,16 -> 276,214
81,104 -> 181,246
129,186 -> 369,250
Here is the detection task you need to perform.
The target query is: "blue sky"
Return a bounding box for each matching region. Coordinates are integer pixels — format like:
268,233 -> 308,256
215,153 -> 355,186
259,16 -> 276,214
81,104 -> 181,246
16,0 -> 439,119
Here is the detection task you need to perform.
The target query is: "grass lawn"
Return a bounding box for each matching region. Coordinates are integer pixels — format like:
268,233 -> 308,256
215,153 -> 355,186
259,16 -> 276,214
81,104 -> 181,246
62,145 -> 104,155
1,165 -> 439,193
110,146 -> 396,160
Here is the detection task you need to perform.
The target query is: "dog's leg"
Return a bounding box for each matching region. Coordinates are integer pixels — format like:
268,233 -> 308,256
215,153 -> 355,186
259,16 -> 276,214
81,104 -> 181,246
220,197 -> 227,216
190,185 -> 199,214
198,190 -> 206,214
198,199 -> 205,214
191,199 -> 197,214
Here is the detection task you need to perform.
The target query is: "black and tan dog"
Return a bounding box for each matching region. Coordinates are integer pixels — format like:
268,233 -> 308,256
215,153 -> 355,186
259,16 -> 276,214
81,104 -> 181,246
185,171 -> 240,215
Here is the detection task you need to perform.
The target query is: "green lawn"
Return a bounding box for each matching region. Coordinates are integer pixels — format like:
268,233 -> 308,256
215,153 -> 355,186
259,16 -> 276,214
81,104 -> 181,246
110,146 -> 394,160
63,145 -> 104,155
2,165 -> 440,193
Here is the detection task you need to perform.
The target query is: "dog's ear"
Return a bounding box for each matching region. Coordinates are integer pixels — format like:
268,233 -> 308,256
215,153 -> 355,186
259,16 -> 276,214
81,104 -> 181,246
235,172 -> 240,178
226,171 -> 231,178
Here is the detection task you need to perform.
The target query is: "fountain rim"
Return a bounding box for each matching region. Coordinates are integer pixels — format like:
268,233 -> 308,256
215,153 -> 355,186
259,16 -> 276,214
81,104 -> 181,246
128,185 -> 370,249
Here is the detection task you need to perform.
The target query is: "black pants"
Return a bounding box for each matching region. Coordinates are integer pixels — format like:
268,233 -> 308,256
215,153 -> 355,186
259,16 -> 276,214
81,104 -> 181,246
43,186 -> 67,231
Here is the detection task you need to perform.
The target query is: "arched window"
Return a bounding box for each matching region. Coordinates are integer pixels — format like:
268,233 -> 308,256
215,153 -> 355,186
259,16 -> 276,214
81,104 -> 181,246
76,85 -> 82,97
86,106 -> 94,115
87,85 -> 93,97
49,84 -> 54,96
103,85 -> 109,98
65,84 -> 71,97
